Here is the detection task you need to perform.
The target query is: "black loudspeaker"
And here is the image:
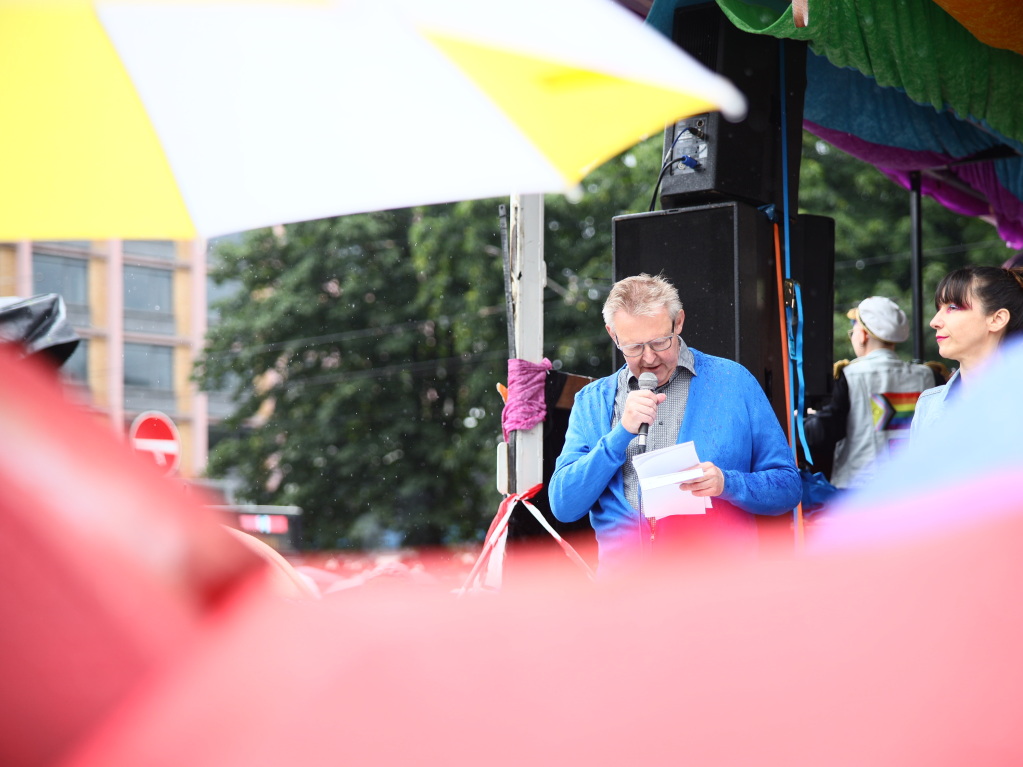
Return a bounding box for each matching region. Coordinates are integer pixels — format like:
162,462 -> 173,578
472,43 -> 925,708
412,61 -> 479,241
612,202 -> 836,429
612,201 -> 786,427
659,2 -> 807,212
787,214 -> 835,409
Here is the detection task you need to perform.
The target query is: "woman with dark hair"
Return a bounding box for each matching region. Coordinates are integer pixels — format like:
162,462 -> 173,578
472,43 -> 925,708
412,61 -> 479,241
911,265 -> 1023,438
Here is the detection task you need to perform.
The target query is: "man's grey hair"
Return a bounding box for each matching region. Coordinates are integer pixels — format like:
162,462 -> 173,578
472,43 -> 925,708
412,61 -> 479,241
602,273 -> 683,330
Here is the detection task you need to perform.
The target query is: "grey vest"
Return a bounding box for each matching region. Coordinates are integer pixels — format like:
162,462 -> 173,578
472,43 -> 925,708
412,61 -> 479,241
832,349 -> 935,488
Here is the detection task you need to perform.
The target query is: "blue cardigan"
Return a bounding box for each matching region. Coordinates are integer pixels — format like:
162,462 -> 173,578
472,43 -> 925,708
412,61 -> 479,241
550,349 -> 801,572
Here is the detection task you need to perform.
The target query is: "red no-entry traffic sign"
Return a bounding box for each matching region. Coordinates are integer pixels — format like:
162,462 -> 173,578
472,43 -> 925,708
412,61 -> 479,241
129,411 -> 181,475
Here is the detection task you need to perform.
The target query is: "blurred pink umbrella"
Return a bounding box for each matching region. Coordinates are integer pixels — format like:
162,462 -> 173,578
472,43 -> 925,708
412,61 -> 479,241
5,338 -> 1023,766
57,496 -> 1023,767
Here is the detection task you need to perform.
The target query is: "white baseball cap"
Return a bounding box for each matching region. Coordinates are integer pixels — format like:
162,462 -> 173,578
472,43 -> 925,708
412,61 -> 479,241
848,296 -> 909,344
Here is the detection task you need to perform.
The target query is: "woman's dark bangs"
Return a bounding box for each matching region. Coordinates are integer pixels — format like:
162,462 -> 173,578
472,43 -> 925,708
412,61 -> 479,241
935,271 -> 973,309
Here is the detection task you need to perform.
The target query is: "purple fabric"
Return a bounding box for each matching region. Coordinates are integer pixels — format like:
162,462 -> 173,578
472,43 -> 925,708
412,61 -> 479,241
879,168 -> 991,217
501,357 -> 552,442
882,165 -> 1023,249
806,121 -> 954,171
806,121 -> 1023,248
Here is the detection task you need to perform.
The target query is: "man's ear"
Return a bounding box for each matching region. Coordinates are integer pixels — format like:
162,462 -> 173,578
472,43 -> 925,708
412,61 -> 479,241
674,309 -> 685,335
605,324 -> 616,342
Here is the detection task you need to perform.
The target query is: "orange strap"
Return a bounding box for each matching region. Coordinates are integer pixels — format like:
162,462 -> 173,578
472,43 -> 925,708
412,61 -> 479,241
773,222 -> 805,548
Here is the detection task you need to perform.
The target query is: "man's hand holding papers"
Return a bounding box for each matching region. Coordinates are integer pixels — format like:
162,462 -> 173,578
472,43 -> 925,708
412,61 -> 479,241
678,461 -> 725,498
632,440 -> 717,520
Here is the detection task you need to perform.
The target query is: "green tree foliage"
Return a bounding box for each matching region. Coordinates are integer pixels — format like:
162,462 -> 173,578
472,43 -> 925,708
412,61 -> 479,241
198,135 -> 664,550
199,211 -> 482,549
542,135 -> 665,377
199,130 -> 1014,550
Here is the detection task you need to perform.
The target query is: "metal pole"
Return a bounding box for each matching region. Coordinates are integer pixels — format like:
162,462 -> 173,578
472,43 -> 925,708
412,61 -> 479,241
498,204 -> 515,494
190,238 -> 209,477
15,241 -> 32,297
107,239 -> 125,434
507,193 -> 545,493
499,204 -> 515,359
909,171 -> 924,361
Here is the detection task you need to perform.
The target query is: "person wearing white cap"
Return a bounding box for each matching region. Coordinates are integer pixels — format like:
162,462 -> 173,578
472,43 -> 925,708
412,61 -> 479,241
804,296 -> 940,489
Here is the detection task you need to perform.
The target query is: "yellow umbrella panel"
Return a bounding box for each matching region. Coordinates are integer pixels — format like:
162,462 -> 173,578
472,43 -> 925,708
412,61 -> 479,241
0,0 -> 746,240
2,4 -> 193,239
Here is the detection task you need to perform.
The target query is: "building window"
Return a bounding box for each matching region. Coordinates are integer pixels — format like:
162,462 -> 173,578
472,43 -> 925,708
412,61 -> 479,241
62,338 -> 89,384
123,240 -> 176,260
36,241 -> 91,250
124,343 -> 173,388
206,273 -> 241,323
124,343 -> 176,413
33,253 -> 89,326
124,265 -> 175,335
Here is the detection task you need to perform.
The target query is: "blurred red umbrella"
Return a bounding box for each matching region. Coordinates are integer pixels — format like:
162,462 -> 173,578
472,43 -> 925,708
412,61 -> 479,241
6,338 -> 1023,767
0,343 -> 267,767
56,495 -> 1023,767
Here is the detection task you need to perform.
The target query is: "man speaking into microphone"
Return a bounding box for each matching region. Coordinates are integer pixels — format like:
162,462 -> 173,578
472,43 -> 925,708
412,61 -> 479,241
550,273 -> 800,576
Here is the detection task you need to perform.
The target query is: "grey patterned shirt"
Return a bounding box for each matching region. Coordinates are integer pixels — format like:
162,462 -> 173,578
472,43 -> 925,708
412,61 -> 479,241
612,339 -> 697,511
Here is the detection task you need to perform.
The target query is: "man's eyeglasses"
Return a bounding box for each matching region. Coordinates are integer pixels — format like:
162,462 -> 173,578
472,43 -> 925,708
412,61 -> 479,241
616,332 -> 676,358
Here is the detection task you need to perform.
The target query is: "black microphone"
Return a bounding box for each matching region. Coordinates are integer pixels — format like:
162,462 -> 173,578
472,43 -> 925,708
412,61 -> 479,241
636,372 -> 658,451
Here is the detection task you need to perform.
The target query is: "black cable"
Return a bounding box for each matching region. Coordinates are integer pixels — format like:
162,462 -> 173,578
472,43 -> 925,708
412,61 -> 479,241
648,159 -> 677,212
648,125 -> 696,212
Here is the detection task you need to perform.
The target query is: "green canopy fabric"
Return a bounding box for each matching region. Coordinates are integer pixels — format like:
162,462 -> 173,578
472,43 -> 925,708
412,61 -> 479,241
716,0 -> 1023,148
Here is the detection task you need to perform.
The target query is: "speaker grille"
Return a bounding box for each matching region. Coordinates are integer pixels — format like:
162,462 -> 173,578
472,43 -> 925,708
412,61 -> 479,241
612,203 -> 836,426
674,4 -> 719,70
612,202 -> 784,425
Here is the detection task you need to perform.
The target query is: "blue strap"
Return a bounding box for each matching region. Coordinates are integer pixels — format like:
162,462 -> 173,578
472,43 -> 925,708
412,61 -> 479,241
793,283 -> 813,460
778,39 -> 812,465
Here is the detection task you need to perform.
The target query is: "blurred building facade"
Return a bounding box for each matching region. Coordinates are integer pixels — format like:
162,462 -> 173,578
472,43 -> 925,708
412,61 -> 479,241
0,238 -> 235,479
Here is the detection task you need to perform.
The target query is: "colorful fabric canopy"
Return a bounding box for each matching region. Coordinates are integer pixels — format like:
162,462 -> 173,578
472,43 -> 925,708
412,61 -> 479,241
801,50 -> 1023,247
930,0 -> 1023,56
647,0 -> 1023,247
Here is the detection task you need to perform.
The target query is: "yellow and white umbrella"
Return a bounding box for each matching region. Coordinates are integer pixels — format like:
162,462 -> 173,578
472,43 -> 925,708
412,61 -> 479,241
0,0 -> 746,240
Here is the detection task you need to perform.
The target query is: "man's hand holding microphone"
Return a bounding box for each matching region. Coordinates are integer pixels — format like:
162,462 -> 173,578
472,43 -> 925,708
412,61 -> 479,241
623,372 -> 663,450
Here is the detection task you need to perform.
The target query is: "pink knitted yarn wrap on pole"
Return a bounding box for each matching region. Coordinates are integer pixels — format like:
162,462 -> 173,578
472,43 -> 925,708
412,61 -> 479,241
501,357 -> 552,442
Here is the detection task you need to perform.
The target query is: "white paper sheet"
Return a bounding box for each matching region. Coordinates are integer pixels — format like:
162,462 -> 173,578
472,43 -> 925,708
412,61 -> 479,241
632,440 -> 711,519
